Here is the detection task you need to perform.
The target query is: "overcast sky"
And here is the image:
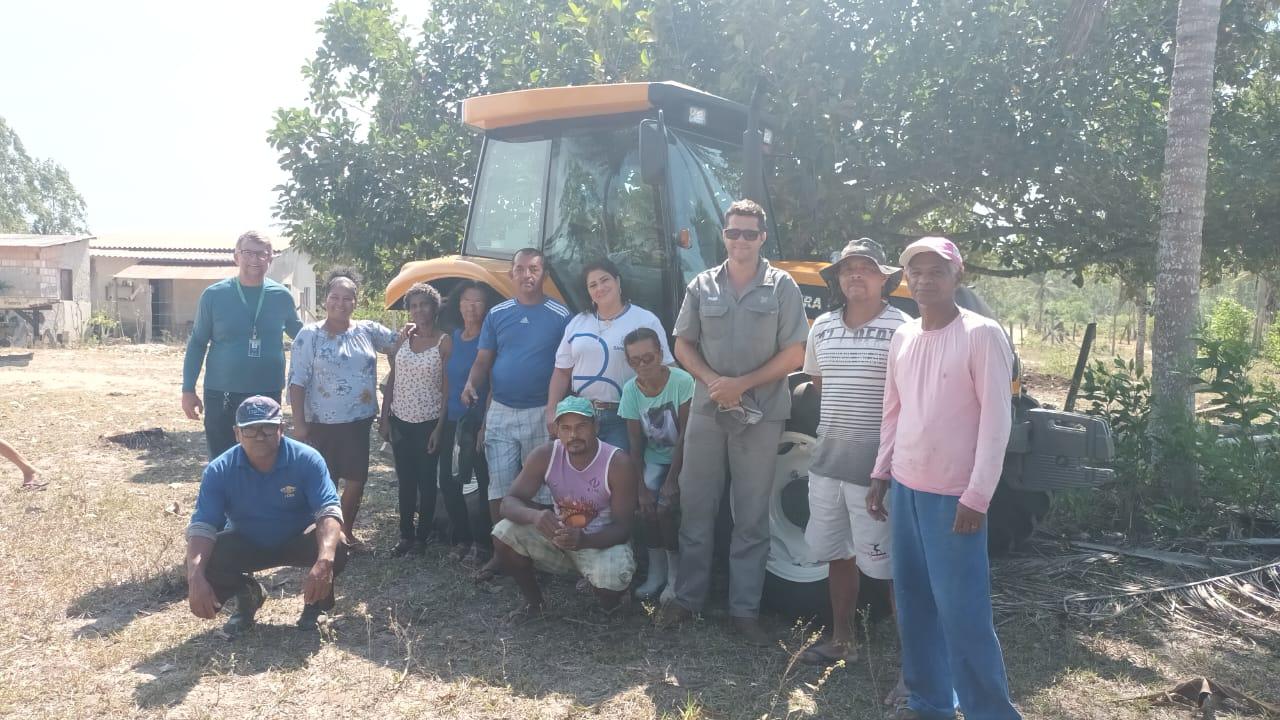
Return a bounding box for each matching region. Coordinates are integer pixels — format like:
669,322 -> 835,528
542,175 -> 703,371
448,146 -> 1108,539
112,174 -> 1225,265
1,0 -> 349,236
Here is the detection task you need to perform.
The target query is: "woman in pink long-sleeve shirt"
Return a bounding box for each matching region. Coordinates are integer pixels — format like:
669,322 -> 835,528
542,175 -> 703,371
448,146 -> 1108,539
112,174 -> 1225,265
870,238 -> 1022,720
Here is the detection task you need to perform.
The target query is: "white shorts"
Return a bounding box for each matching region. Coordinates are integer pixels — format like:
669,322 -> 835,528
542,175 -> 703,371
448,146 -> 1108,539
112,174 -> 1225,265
804,472 -> 892,580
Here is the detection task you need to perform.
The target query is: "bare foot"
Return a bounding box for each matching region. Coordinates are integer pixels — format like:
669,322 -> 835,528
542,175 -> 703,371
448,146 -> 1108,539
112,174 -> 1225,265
21,471 -> 47,490
474,555 -> 502,583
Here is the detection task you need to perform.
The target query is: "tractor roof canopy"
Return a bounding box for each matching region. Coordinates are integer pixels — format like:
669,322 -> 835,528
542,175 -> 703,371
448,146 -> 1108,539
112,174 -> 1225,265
461,81 -> 764,147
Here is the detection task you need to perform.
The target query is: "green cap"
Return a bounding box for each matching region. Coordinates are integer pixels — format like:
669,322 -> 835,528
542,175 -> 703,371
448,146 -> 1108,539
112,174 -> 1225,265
554,396 -> 595,420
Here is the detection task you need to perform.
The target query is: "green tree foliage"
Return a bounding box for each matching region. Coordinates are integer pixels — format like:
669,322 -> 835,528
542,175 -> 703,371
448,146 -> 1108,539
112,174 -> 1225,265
271,0 -> 1280,287
1205,296 -> 1253,348
1264,321 -> 1280,365
0,117 -> 88,234
269,0 -> 652,286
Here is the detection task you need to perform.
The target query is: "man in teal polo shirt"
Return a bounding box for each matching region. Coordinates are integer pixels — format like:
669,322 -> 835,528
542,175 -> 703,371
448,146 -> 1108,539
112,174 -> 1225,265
182,231 -> 303,459
185,396 -> 348,635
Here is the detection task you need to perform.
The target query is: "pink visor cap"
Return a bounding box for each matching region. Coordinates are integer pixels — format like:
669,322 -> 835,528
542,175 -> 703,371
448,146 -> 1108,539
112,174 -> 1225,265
899,236 -> 964,273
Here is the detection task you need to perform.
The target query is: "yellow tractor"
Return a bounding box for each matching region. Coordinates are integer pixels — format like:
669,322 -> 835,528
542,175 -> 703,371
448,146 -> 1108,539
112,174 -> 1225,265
384,81 -> 1113,617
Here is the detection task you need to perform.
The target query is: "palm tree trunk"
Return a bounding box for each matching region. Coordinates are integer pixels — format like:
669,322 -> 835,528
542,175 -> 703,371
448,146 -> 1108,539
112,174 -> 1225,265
1151,0 -> 1222,500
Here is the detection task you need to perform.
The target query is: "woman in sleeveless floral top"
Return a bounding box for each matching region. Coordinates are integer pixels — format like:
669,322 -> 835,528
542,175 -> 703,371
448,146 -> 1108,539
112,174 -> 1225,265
379,283 -> 450,557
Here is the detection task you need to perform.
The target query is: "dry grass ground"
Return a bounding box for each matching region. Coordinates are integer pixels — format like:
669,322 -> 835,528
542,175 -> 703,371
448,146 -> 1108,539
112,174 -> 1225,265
1,346 -> 1277,720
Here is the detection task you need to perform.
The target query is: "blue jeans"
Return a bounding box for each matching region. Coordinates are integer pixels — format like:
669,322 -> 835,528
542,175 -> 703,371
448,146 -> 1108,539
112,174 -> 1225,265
594,407 -> 630,454
891,482 -> 1021,720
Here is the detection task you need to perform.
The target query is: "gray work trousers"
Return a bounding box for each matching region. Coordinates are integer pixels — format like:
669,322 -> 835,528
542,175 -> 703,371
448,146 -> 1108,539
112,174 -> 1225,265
673,413 -> 784,618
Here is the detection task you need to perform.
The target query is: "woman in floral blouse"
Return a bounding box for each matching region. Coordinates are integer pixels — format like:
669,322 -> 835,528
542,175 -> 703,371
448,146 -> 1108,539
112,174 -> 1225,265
288,267 -> 403,548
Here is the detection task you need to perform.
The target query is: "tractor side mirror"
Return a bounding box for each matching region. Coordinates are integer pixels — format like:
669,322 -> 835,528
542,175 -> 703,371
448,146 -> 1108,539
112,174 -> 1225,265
639,119 -> 667,185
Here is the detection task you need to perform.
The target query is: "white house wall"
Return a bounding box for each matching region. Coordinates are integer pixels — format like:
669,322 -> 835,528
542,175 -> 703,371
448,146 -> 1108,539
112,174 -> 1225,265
0,239 -> 91,342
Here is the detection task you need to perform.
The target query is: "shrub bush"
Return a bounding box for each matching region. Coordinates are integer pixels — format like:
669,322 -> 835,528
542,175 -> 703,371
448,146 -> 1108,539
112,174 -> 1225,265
1205,297 -> 1252,351
1070,335 -> 1280,539
1263,321 -> 1280,365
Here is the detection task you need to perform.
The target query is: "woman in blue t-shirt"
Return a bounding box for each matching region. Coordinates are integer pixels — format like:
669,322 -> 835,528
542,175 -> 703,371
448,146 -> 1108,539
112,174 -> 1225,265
436,280 -> 494,569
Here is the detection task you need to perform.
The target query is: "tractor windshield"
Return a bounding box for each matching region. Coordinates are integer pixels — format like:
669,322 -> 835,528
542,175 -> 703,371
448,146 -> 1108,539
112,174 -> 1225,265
542,128 -> 665,317
466,137 -> 551,257
464,125 -> 776,320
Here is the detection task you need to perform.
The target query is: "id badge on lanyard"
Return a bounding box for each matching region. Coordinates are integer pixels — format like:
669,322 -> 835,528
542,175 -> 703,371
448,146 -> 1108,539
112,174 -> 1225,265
236,280 -> 267,359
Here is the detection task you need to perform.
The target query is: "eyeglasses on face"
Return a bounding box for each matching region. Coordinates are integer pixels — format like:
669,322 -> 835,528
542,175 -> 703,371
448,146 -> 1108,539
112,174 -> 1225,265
722,228 -> 762,241
237,248 -> 272,260
238,425 -> 279,439
626,351 -> 660,367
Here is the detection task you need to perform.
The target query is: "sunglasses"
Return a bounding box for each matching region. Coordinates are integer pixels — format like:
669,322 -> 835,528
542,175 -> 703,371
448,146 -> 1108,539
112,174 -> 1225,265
722,228 -> 763,241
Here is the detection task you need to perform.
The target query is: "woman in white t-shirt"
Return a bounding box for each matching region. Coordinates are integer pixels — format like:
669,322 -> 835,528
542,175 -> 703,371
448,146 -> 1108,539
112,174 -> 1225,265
545,258 -> 673,452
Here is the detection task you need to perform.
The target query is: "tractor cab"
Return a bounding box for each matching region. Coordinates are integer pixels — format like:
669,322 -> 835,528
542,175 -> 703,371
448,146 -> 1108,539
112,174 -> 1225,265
386,82 -> 784,327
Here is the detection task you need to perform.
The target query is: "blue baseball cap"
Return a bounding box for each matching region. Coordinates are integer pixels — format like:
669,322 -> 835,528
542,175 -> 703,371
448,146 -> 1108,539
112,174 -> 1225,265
235,396 -> 283,427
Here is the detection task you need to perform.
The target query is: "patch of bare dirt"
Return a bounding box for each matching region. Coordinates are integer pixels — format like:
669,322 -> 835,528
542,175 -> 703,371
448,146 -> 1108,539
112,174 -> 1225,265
0,347 -> 1276,719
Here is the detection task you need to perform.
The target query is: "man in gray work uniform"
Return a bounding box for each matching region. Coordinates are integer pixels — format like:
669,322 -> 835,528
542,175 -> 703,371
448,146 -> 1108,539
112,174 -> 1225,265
655,198 -> 808,646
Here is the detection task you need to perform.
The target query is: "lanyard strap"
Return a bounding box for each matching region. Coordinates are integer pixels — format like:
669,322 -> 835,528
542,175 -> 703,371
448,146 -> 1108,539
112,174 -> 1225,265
234,280 -> 267,337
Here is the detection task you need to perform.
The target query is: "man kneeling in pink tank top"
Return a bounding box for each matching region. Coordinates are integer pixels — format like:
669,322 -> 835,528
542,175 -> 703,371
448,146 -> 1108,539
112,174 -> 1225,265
492,396 -> 639,621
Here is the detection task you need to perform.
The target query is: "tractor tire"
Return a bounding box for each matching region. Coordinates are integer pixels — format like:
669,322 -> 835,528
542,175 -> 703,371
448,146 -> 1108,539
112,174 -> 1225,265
761,429 -> 830,622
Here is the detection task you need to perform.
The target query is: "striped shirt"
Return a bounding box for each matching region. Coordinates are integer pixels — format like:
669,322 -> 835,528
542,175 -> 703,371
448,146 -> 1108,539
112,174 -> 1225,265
803,304 -> 910,485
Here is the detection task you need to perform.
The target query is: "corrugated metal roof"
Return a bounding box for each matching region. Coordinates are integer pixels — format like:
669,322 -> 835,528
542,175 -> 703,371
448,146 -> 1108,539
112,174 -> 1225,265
0,234 -> 94,248
91,232 -> 291,251
114,264 -> 238,280
92,248 -> 235,262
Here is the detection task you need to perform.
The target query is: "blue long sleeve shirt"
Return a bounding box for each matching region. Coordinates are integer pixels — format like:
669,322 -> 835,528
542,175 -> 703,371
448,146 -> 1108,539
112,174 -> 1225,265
182,277 -> 303,394
186,437 -> 341,548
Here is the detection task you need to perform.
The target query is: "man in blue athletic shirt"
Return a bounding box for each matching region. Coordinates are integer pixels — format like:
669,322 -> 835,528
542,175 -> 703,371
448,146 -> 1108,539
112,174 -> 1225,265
185,397 -> 347,635
182,231 -> 304,459
462,248 -> 570,514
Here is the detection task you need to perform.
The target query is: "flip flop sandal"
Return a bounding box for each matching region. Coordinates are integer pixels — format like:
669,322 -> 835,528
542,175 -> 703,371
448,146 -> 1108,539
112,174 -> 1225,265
463,546 -> 486,567
798,641 -> 856,666
503,604 -> 547,625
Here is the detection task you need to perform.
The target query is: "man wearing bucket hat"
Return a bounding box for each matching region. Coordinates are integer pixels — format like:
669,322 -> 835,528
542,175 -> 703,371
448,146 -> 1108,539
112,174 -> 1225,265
870,237 -> 1022,719
185,396 -> 348,636
798,239 -> 908,693
491,396 -> 639,621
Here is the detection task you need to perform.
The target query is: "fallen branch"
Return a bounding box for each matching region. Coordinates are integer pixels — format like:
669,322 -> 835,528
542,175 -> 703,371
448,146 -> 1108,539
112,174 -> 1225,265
1113,676 -> 1280,718
1206,538 -> 1280,548
1068,541 -> 1255,570
1062,559 -> 1280,605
